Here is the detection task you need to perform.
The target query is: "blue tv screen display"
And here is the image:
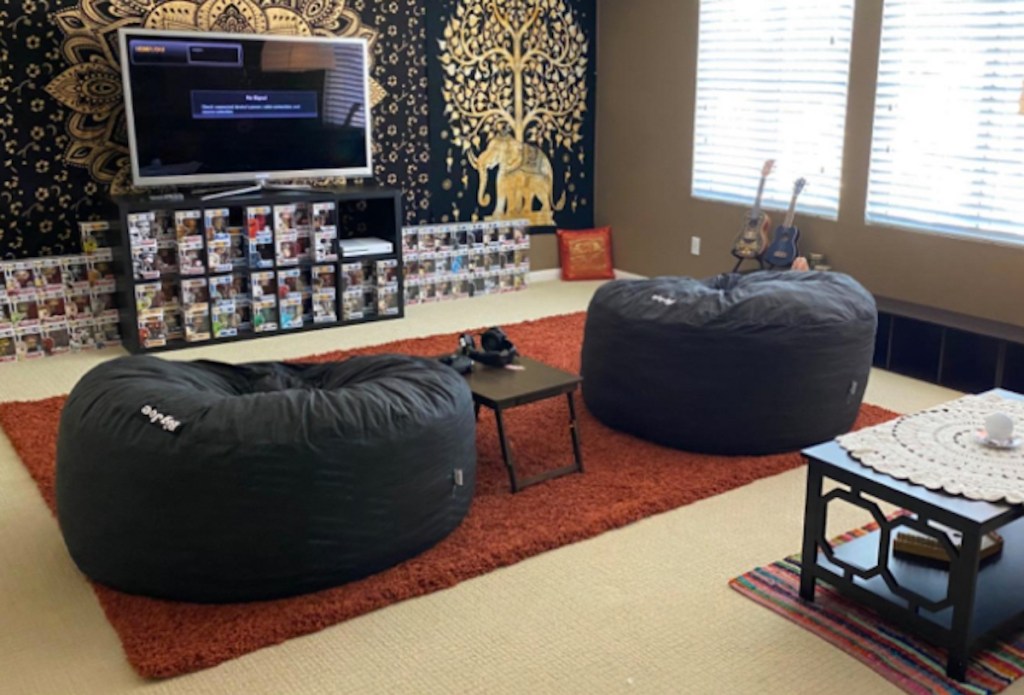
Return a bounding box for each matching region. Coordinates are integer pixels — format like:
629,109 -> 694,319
119,29 -> 373,186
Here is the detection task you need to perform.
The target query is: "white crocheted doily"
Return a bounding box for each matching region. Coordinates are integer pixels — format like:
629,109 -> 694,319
836,393 -> 1024,503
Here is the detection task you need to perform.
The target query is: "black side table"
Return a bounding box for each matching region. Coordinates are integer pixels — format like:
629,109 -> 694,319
463,356 -> 584,492
799,426 -> 1024,681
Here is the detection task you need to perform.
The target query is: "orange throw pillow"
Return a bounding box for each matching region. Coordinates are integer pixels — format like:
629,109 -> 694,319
557,227 -> 614,281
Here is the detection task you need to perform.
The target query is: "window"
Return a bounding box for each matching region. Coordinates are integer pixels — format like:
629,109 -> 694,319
693,0 -> 855,219
866,1 -> 1024,244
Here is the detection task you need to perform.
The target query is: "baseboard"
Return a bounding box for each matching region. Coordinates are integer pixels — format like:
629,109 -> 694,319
528,268 -> 647,283
527,268 -> 562,283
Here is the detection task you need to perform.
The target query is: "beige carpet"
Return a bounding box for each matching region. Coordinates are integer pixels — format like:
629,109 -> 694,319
0,279 -> 989,695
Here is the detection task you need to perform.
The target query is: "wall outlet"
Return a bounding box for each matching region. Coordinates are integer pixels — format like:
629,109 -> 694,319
690,236 -> 701,256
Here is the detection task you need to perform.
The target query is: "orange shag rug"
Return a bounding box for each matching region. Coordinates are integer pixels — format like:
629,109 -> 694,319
0,311 -> 898,679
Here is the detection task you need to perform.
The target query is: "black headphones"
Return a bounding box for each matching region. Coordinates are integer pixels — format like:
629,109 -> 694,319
459,326 -> 518,367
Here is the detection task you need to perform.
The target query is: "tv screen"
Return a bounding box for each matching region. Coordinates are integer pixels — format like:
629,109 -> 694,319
118,28 -> 373,187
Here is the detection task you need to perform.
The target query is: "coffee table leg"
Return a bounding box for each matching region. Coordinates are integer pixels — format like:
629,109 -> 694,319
946,529 -> 983,681
493,407 -> 520,493
567,392 -> 584,474
799,461 -> 825,601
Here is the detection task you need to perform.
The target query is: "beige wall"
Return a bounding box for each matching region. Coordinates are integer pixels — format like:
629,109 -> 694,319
594,0 -> 1024,328
530,234 -> 559,271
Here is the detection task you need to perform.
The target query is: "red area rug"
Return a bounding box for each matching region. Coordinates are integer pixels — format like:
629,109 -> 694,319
731,523 -> 1024,695
0,311 -> 898,678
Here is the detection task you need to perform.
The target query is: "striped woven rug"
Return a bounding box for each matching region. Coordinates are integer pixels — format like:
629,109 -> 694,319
730,524 -> 1024,695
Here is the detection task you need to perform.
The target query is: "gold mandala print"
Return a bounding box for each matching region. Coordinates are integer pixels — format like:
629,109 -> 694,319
2,0 -> 432,258
437,0 -> 589,227
45,0 -> 383,194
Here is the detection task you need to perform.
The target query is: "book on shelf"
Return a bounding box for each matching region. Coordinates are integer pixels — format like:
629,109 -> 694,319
893,523 -> 1003,565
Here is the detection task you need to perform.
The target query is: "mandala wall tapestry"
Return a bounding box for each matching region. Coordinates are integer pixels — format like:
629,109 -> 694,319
426,0 -> 596,232
0,0 -> 431,258
0,0 -> 596,258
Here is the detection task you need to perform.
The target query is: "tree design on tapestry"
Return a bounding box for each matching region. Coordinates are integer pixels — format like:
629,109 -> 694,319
438,0 -> 588,226
44,0 -> 383,195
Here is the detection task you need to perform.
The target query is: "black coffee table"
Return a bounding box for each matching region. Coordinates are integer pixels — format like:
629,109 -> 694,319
799,390 -> 1024,681
462,356 -> 584,493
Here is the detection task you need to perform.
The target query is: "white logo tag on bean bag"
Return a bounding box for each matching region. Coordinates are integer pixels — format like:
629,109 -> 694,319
140,405 -> 183,433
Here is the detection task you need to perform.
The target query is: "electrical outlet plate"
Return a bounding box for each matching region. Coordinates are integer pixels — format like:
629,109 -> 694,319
690,236 -> 701,255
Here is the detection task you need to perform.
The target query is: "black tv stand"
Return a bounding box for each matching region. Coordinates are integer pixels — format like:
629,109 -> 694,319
194,180 -> 315,202
113,185 -> 404,354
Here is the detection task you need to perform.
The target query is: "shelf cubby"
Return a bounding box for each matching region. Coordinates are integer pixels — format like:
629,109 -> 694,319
873,297 -> 1024,394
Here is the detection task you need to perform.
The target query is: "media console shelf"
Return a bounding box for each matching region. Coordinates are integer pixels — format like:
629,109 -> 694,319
113,186 -> 402,354
873,296 -> 1024,393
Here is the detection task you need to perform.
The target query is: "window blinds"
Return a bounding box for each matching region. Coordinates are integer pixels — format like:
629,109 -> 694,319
866,0 -> 1024,243
693,0 -> 855,219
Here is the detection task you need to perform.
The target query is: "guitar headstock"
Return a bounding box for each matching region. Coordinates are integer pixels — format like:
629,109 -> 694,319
761,159 -> 775,177
793,177 -> 807,196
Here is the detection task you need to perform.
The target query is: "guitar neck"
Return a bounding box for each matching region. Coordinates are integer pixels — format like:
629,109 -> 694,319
750,178 -> 768,219
781,180 -> 806,228
782,197 -> 798,228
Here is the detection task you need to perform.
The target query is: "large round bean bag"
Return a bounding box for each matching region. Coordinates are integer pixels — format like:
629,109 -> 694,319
581,272 -> 876,455
56,354 -> 477,603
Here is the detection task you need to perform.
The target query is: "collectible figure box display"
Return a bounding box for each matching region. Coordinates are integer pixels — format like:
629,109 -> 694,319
279,296 -> 303,330
253,296 -> 279,333
178,237 -> 205,276
376,259 -> 400,316
137,308 -> 168,349
0,222 -> 125,362
401,220 -> 529,306
312,264 -> 337,324
80,220 -> 118,254
58,191 -> 405,358
247,206 -> 276,269
207,239 -> 233,274
274,202 -> 312,263
0,323 -> 16,363
341,260 -> 372,321
312,202 -> 339,263
124,196 -> 403,350
204,208 -> 234,275
205,208 -> 229,240
175,210 -> 206,276
127,212 -> 160,281
184,306 -> 212,343
275,203 -> 300,267
277,267 -> 304,330
208,274 -> 234,303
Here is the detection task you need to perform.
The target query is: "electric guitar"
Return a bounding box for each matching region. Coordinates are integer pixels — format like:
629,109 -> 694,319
731,159 -> 774,260
763,178 -> 806,269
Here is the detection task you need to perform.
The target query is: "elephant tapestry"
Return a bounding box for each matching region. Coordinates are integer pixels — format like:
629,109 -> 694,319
426,0 -> 596,232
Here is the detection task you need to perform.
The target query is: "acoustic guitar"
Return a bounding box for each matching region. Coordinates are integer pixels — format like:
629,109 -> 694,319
763,177 -> 806,269
731,159 -> 775,262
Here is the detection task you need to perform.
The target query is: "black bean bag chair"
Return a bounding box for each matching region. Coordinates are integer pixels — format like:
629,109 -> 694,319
55,354 -> 476,603
581,272 -> 877,455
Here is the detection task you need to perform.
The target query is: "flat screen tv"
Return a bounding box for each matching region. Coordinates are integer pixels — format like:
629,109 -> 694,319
118,28 -> 373,188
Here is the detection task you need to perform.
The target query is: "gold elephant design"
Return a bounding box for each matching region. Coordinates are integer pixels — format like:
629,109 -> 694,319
469,135 -> 566,225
